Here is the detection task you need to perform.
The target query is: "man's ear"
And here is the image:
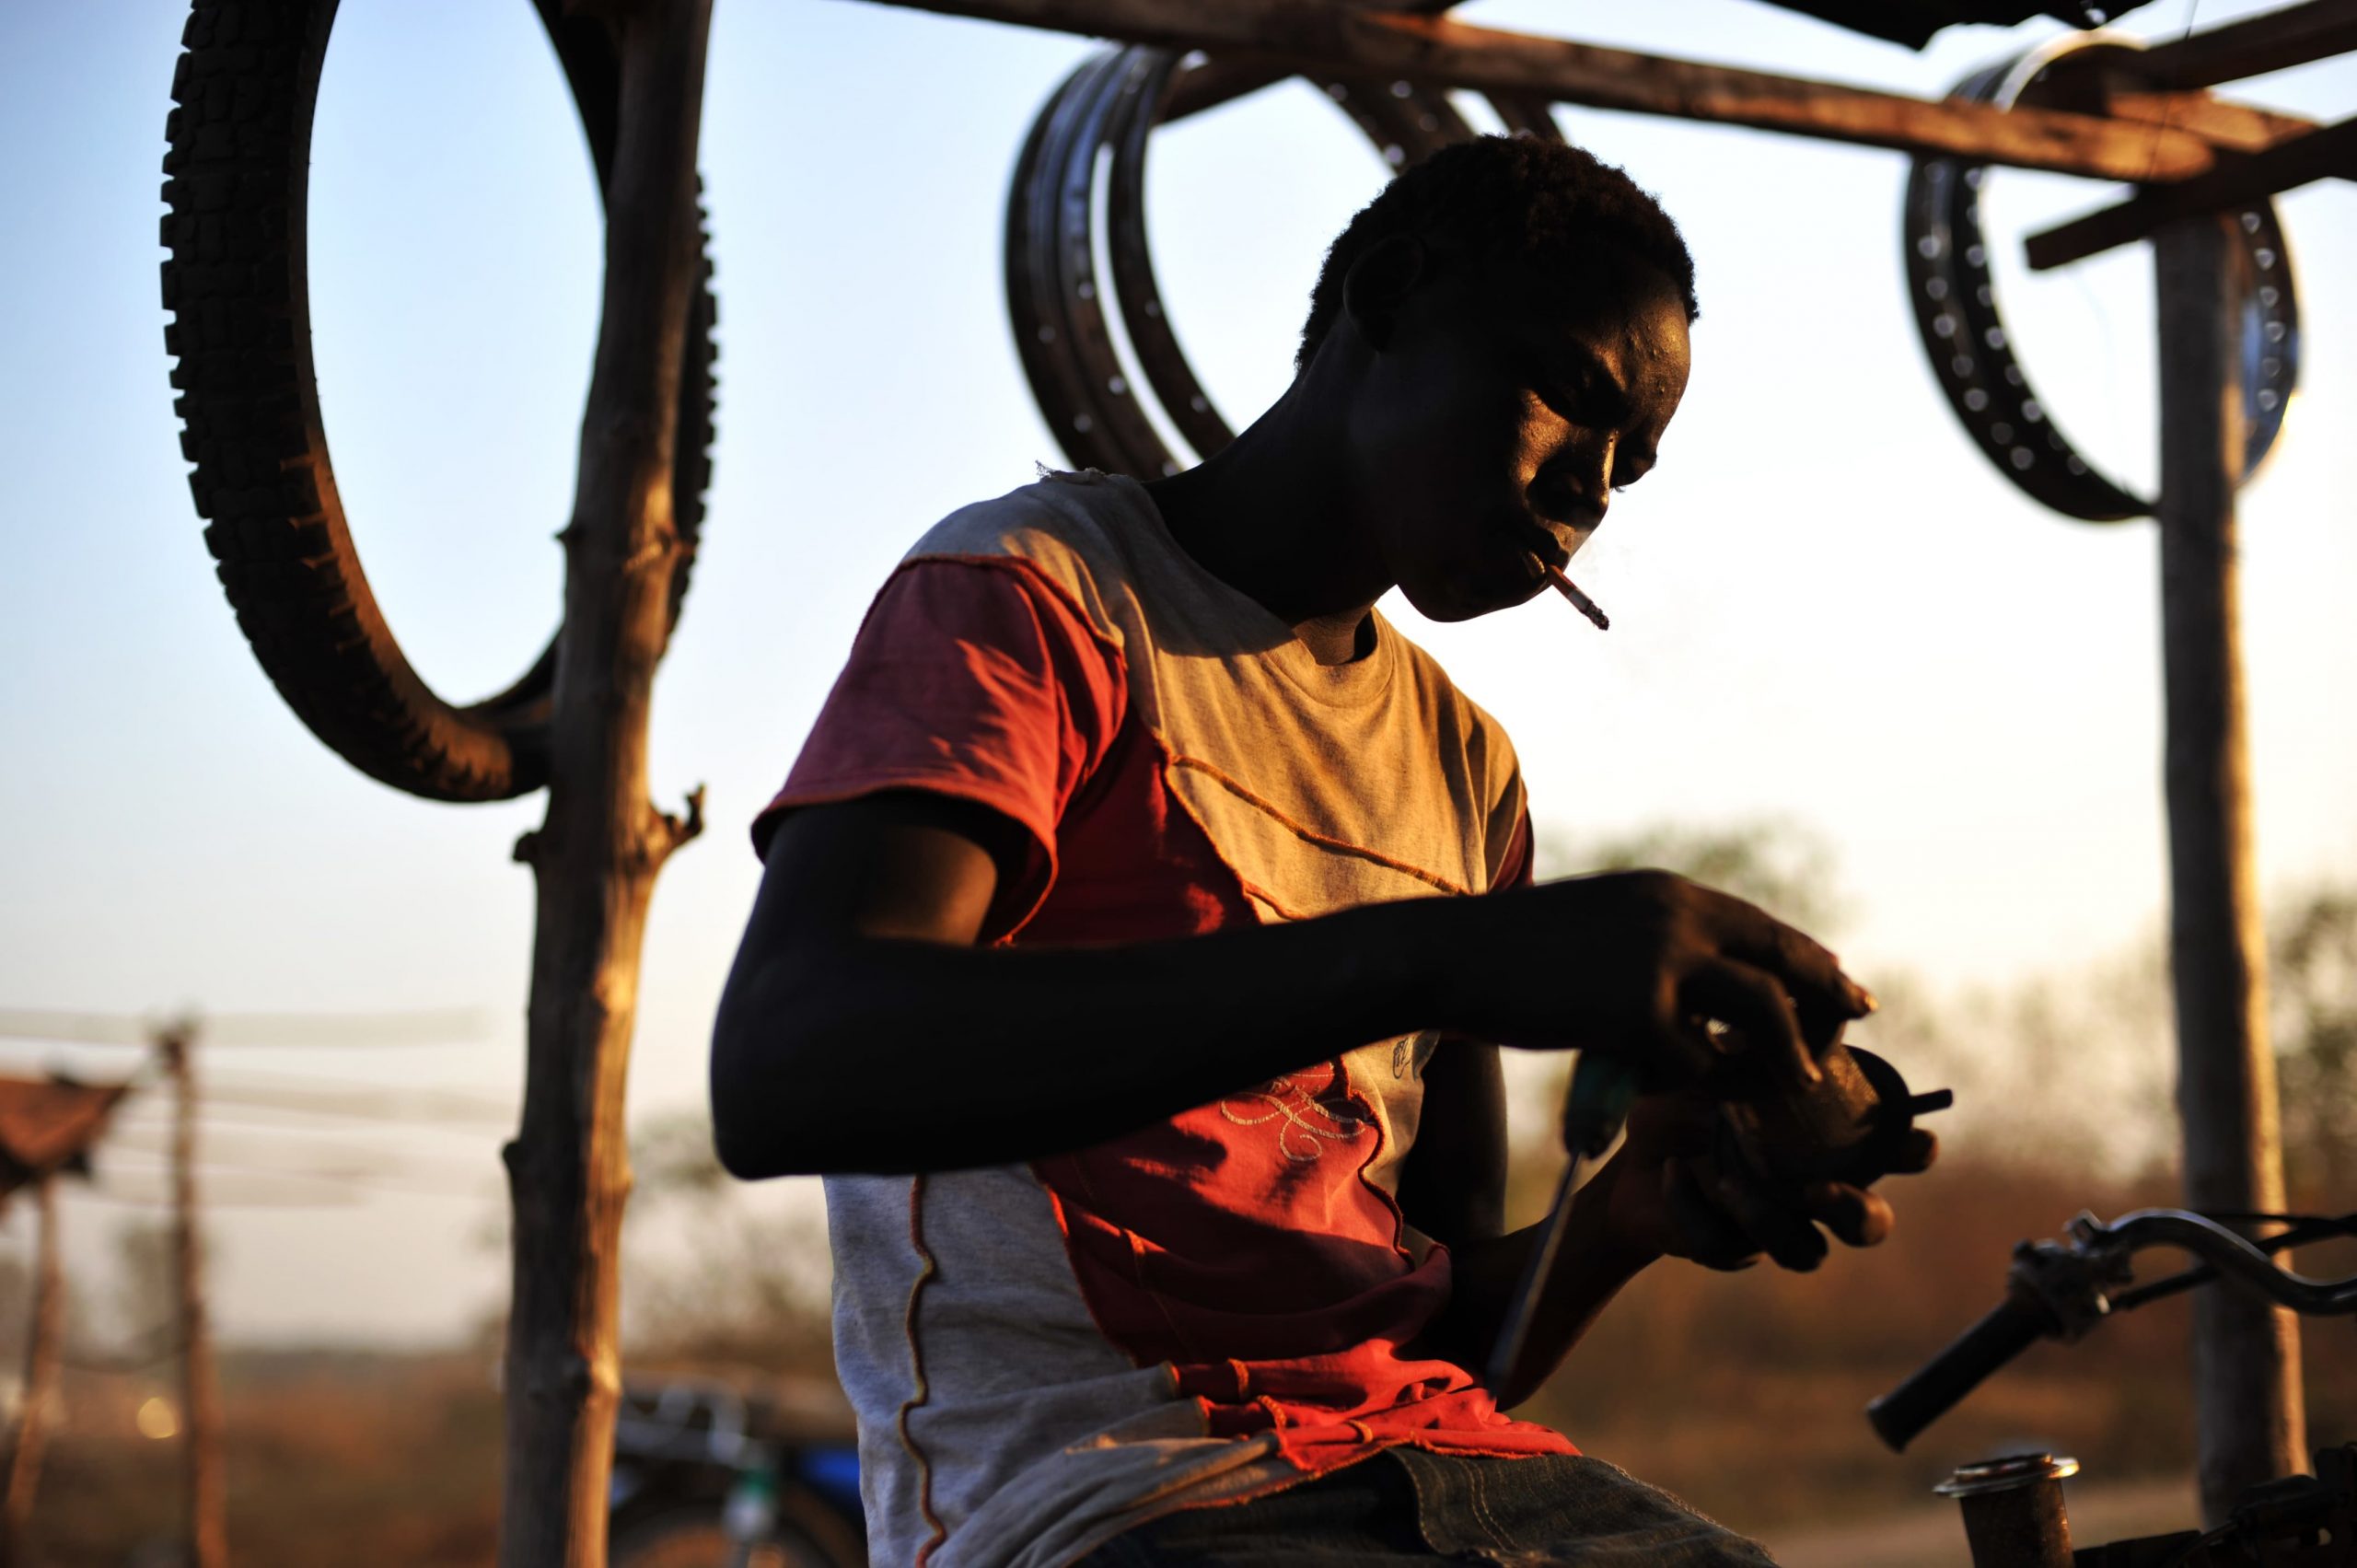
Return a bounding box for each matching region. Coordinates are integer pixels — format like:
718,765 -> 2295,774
1342,235 -> 1429,353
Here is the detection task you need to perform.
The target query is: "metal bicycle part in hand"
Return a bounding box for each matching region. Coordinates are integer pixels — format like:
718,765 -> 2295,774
1483,1028 -> 1948,1395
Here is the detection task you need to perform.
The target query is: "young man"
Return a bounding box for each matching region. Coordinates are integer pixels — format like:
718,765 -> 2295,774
714,137 -> 1931,1567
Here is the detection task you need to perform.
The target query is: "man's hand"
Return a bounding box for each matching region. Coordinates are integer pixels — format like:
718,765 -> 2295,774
1596,1089 -> 1940,1272
1443,869 -> 1875,1096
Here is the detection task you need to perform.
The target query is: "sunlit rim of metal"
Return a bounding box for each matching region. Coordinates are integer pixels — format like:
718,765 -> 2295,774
1901,32 -> 2300,524
1006,47 -> 1564,480
1933,1451 -> 2082,1497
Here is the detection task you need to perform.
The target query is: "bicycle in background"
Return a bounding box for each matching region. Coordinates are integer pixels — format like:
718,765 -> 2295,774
1872,1204 -> 2356,1565
608,1376 -> 866,1568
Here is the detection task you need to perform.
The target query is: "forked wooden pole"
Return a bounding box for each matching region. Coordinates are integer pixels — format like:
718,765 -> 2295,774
499,0 -> 712,1562
2154,213 -> 2306,1526
0,1177 -> 63,1568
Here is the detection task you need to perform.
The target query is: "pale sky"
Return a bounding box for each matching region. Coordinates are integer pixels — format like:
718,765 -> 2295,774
1,0 -> 2350,1345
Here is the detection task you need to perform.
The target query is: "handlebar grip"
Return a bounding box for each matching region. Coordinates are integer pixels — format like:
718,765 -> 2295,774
1866,1293 -> 2055,1452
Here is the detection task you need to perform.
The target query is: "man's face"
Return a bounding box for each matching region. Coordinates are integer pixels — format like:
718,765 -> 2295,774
1343,247 -> 1692,622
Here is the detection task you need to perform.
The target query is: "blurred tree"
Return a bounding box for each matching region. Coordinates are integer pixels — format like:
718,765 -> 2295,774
111,1221 -> 178,1349
1536,818 -> 1848,935
74,1219 -> 189,1379
621,1111 -> 834,1381
1869,945 -> 2177,1180
0,1252 -> 28,1376
2270,885 -> 2357,1197
631,1109 -> 730,1202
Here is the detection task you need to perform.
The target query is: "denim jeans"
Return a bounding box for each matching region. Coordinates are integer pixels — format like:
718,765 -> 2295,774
1074,1448 -> 1778,1567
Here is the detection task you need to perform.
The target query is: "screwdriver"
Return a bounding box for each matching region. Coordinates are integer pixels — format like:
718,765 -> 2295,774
1483,1051 -> 1642,1393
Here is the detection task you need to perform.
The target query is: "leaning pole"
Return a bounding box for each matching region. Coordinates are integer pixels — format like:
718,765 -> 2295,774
2154,211 -> 2305,1527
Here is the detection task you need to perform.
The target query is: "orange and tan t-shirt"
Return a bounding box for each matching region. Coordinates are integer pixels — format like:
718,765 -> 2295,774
754,470 -> 1569,1568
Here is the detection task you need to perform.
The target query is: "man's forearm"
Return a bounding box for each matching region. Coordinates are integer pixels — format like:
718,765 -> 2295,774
1421,1151 -> 1660,1408
712,895 -> 1444,1176
714,801 -> 1869,1180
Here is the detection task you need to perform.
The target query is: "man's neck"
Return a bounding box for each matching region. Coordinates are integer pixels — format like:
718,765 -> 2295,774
1142,377 -> 1390,668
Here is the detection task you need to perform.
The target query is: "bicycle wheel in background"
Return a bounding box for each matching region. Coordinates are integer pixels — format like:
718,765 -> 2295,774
159,0 -> 718,801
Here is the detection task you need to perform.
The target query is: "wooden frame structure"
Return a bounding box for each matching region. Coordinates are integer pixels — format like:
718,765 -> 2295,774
880,0 -> 2347,188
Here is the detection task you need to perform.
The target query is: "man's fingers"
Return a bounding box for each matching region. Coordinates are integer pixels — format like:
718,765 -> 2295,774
1679,961 -> 1820,1095
1623,1092 -> 1718,1158
1894,1128 -> 1940,1175
1802,1181 -> 1894,1249
1663,1161 -> 1759,1272
1632,975 -> 1721,1089
1704,1158 -> 1828,1272
1691,886 -> 1873,1025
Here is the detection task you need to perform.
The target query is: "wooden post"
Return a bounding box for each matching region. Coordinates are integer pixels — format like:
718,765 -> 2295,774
498,1 -> 712,1563
2154,213 -> 2306,1526
164,1029 -> 228,1568
1,1176 -> 64,1568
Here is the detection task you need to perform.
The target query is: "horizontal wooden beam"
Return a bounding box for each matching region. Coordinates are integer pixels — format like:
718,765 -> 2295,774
1167,71 -> 2315,157
862,0 -> 2219,180
1162,0 -> 1453,122
2107,90 -> 2316,153
2136,0 -> 2357,89
2026,115 -> 2356,269
1161,53 -> 1294,122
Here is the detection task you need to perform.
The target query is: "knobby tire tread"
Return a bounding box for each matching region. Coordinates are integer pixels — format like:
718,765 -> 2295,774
160,0 -> 718,801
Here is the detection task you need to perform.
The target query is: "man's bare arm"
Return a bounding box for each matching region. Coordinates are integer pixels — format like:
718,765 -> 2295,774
713,792 -> 1447,1174
711,792 -> 1871,1178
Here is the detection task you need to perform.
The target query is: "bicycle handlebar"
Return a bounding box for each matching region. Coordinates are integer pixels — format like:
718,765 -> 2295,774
1867,1205 -> 2357,1453
2100,1210 -> 2357,1317
1866,1291 -> 2056,1453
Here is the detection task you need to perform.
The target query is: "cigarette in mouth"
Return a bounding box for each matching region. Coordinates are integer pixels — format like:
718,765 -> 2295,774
1544,564 -> 1610,631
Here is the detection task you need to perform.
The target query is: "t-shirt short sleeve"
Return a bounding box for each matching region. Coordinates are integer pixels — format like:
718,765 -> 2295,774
750,556 -> 1127,939
1491,806 -> 1536,892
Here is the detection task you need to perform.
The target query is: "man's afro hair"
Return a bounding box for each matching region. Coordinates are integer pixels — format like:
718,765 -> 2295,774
1297,134 -> 1698,371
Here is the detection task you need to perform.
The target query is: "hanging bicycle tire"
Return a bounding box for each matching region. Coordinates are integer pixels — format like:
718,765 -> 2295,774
1007,45 -> 1563,480
159,0 -> 718,801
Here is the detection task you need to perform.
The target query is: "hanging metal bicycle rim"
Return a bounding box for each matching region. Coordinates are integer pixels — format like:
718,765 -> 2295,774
1006,47 -> 1563,480
1901,34 -> 2298,523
